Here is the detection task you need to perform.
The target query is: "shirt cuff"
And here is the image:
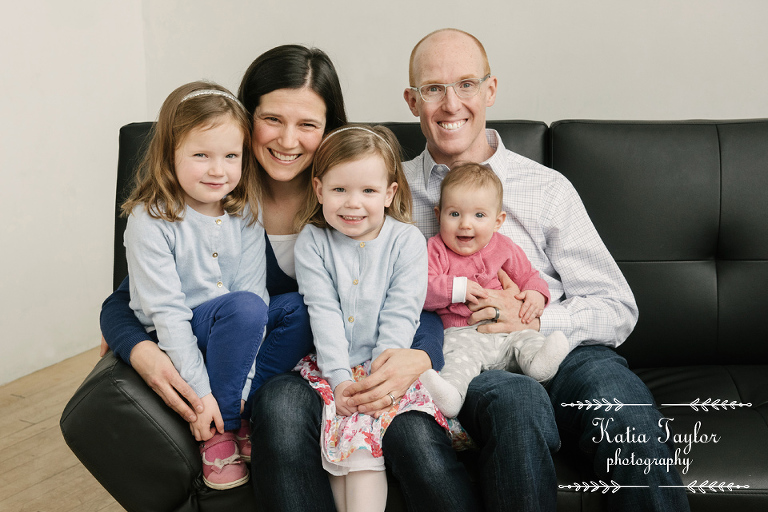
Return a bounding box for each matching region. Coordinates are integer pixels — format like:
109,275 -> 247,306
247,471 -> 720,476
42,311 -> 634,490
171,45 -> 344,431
327,368 -> 353,392
452,276 -> 467,303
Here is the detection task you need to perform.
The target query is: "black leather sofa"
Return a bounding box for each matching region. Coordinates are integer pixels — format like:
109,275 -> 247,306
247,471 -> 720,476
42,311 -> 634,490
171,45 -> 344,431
61,119 -> 768,511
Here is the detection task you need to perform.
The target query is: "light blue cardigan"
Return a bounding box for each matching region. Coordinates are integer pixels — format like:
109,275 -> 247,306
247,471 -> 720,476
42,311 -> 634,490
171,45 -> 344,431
295,216 -> 427,391
124,205 -> 268,399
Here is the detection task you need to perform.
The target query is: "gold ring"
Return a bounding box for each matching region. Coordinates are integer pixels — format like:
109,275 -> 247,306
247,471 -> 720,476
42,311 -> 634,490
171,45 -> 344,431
387,392 -> 396,406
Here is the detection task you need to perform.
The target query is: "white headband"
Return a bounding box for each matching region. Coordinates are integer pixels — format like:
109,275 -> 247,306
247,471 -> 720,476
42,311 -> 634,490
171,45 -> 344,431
180,89 -> 245,111
318,126 -> 397,163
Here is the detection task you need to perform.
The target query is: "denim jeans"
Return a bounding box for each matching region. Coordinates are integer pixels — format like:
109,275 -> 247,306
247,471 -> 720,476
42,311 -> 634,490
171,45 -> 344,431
251,372 -> 337,511
384,346 -> 690,512
248,292 -> 313,399
191,291 -> 268,431
550,346 -> 690,512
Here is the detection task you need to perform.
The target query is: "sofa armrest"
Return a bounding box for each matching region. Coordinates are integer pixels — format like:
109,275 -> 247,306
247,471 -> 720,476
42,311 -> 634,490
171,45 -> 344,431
60,352 -> 205,511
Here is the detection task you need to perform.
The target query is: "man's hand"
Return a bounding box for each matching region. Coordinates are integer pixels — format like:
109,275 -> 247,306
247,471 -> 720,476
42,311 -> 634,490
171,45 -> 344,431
343,348 -> 431,418
468,269 -> 540,334
190,393 -> 223,442
129,340 -> 204,423
334,381 -> 358,416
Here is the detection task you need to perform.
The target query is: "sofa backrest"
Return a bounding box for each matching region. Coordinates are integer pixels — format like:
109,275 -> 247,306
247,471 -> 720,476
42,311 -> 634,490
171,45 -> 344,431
551,120 -> 768,367
112,119 -> 768,369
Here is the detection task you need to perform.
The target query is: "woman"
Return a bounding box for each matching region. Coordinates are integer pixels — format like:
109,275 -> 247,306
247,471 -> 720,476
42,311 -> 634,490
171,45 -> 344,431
100,45 -> 445,510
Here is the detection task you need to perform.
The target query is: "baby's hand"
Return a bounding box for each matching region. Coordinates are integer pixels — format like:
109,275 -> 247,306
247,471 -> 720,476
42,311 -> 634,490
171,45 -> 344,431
190,393 -> 224,441
334,381 -> 358,416
465,280 -> 489,305
515,290 -> 546,324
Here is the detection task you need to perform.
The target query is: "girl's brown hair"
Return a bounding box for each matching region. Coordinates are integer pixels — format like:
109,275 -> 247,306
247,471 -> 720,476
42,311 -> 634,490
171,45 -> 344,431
295,125 -> 412,231
121,81 -> 259,224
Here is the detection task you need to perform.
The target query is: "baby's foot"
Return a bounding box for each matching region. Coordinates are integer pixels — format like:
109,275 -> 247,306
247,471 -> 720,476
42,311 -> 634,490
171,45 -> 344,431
518,331 -> 569,384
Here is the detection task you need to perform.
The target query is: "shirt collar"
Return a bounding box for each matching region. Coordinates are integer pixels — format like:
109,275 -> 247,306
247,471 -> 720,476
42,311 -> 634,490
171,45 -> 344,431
421,129 -> 508,185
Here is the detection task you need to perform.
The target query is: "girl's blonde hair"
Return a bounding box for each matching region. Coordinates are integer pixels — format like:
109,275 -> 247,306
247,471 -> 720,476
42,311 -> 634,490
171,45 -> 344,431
295,125 -> 412,231
121,81 -> 259,224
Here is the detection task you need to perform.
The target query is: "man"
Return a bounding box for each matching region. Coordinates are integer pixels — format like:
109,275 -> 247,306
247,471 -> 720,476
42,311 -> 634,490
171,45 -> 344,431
377,28 -> 690,511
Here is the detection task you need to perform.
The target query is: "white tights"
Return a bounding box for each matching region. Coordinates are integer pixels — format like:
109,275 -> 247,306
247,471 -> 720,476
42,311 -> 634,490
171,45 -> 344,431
329,470 -> 388,512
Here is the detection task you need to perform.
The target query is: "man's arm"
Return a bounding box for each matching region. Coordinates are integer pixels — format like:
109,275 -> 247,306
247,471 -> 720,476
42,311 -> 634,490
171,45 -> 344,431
533,181 -> 637,347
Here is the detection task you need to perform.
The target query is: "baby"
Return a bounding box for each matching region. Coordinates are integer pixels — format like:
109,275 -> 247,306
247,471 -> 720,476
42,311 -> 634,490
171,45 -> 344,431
420,163 -> 569,417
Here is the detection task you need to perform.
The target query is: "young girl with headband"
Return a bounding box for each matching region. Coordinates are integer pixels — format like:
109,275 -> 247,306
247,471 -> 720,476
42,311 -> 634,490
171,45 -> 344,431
293,125 -> 451,512
122,81 -> 267,490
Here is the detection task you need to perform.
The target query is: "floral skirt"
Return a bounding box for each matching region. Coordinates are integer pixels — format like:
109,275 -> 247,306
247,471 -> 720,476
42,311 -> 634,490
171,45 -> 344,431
294,355 -> 472,475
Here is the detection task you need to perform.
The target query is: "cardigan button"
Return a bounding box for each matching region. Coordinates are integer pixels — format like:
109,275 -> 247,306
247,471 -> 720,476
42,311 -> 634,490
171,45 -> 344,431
215,219 -> 222,225
212,252 -> 218,258
359,242 -> 365,248
353,279 -> 358,285
348,316 -> 354,323
217,281 -> 223,288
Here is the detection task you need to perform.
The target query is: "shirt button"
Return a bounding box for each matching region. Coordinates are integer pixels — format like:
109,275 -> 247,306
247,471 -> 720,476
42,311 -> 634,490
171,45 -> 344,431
348,316 -> 354,323
217,281 -> 223,288
353,279 -> 359,285
212,252 -> 218,258
359,242 -> 365,248
216,219 -> 222,225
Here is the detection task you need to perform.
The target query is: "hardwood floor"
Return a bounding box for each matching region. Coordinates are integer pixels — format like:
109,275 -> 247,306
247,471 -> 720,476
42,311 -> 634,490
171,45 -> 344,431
0,347 -> 124,512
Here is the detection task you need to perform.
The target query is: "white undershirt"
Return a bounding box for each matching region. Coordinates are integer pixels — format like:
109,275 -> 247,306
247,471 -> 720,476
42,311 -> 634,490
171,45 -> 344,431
268,233 -> 299,279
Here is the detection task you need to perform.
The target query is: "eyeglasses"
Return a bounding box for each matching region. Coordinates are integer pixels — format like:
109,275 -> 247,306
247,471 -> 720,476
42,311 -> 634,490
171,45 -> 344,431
410,74 -> 491,102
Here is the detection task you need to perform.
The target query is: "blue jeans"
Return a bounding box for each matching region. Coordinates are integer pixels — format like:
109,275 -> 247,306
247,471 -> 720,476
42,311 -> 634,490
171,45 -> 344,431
385,346 -> 690,512
550,346 -> 690,512
248,292 -> 313,399
251,372 -> 336,511
191,291 -> 268,431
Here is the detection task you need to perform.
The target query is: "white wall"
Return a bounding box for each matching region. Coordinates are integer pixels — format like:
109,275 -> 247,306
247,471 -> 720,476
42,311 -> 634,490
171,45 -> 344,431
2,0 -> 767,385
140,0 -> 768,123
0,1 -> 145,384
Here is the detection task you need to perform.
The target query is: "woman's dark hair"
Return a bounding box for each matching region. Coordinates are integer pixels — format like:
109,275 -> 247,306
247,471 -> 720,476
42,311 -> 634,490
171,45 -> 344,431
238,45 -> 347,134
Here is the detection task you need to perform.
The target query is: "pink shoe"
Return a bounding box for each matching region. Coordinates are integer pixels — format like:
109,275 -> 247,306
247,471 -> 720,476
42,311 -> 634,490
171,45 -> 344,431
235,420 -> 251,463
200,432 -> 249,490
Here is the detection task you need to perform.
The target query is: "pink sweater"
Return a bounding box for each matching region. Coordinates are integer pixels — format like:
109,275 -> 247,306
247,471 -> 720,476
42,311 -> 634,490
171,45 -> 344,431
425,232 -> 550,328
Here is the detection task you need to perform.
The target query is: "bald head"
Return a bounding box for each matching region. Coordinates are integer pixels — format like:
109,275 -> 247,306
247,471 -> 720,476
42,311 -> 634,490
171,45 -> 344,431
408,28 -> 491,86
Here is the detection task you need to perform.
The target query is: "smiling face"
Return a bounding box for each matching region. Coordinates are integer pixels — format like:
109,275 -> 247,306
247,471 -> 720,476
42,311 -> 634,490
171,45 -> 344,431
313,154 -> 398,241
175,115 -> 244,216
252,87 -> 327,186
405,30 -> 497,166
437,183 -> 505,256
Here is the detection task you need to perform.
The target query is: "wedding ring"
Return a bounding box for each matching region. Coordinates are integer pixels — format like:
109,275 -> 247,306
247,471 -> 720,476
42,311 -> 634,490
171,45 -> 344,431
493,307 -> 500,322
387,392 -> 396,406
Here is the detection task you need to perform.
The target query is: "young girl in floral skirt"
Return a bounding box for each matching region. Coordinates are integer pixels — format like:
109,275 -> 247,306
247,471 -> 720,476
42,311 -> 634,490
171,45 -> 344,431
293,125 -> 448,512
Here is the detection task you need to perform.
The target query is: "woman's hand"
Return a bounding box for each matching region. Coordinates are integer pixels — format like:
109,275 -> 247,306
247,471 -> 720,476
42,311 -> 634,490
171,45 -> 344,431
468,270 -> 540,334
189,393 -> 224,442
334,381 -> 358,416
344,348 -> 431,418
129,340 -> 204,423
99,336 -> 110,357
